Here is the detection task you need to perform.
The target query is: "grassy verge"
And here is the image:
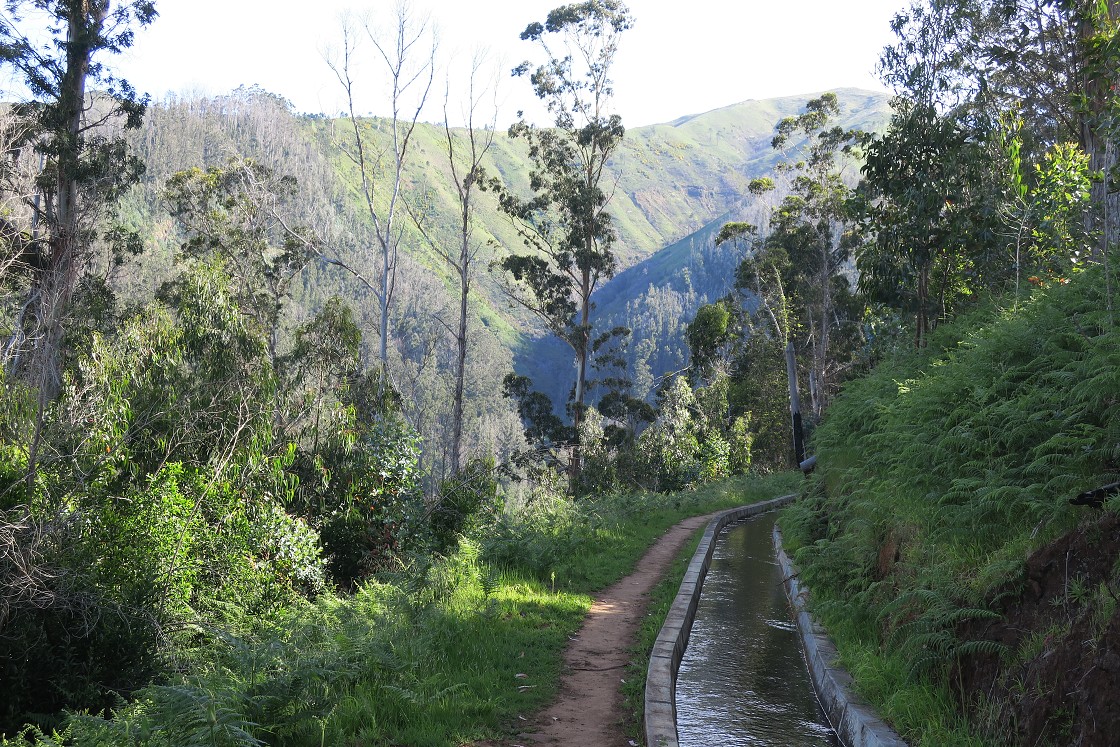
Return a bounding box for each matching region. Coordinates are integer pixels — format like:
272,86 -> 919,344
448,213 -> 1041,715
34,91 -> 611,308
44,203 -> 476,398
8,472 -> 800,747
494,471 -> 804,596
621,524 -> 703,745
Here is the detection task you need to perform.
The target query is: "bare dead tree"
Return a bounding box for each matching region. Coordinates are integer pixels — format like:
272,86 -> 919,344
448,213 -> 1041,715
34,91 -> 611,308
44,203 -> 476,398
409,51 -> 499,475
326,2 -> 436,382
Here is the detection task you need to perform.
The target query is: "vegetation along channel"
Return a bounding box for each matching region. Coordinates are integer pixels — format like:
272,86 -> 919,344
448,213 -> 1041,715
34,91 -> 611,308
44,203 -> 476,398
675,512 -> 838,746
4,0 -> 1120,745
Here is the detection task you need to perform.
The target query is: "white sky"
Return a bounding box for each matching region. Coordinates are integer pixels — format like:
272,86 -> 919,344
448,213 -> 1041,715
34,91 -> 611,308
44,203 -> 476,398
115,0 -> 908,128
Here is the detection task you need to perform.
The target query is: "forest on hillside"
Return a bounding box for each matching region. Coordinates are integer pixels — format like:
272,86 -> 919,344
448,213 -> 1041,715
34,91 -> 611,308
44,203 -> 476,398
0,0 -> 1119,744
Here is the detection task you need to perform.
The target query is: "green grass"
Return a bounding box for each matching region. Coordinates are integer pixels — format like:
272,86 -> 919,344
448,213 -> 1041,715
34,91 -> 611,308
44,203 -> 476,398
481,472 -> 803,595
621,523 -> 704,744
778,266 -> 1120,745
8,472 -> 800,747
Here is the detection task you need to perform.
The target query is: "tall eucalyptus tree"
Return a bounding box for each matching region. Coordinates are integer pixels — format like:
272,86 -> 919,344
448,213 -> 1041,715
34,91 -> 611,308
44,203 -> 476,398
495,0 -> 633,481
0,0 -> 156,478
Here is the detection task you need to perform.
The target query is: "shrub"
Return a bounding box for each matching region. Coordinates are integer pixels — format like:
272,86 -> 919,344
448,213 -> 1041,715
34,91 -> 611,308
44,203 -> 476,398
431,457 -> 501,554
638,377 -> 700,491
697,431 -> 730,482
0,508 -> 161,736
317,417 -> 425,588
728,414 -> 753,474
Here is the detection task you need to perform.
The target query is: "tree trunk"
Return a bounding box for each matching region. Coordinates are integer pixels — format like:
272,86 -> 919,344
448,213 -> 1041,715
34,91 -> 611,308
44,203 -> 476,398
785,341 -> 805,467
915,264 -> 930,348
570,268 -> 592,486
25,2 -> 99,395
816,233 -> 832,419
451,198 -> 470,476
1079,0 -> 1120,258
25,2 -> 107,481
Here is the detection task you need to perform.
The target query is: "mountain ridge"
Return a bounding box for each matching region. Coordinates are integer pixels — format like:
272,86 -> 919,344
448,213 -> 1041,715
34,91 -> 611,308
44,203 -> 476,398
114,86 -> 893,470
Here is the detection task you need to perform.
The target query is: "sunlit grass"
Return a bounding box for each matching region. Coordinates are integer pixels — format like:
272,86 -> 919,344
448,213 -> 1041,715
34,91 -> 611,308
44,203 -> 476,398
7,473 -> 801,746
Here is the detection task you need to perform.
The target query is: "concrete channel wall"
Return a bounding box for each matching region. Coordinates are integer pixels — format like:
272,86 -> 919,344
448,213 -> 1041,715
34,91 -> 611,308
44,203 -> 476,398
643,497 -> 907,747
774,524 -> 907,747
643,495 -> 794,747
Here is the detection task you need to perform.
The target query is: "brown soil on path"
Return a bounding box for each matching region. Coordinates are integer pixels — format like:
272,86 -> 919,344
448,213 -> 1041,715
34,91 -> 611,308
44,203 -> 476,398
508,511 -> 718,747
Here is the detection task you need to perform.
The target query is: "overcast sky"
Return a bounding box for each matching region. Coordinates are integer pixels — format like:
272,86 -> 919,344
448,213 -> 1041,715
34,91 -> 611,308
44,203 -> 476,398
113,0 -> 907,127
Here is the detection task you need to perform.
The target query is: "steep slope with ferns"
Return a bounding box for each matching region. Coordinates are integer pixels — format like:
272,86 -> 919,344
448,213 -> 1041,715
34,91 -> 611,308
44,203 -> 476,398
780,269 -> 1120,745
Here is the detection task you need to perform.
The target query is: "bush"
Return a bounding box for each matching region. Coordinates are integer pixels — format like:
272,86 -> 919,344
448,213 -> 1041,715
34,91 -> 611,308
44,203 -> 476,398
728,414 -> 753,474
430,457 -> 501,554
316,417 -> 425,588
0,509 -> 161,736
638,377 -> 700,492
697,431 -> 730,482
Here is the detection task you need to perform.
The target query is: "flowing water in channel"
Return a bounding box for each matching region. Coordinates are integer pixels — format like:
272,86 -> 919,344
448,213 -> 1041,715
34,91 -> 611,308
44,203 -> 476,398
675,512 -> 839,746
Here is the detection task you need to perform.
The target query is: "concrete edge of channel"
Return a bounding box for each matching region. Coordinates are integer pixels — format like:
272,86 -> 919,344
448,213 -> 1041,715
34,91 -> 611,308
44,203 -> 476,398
643,494 -> 796,747
774,523 -> 909,747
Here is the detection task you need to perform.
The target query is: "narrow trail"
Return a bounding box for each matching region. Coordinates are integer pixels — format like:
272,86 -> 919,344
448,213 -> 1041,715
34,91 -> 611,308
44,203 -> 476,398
511,511 -> 718,747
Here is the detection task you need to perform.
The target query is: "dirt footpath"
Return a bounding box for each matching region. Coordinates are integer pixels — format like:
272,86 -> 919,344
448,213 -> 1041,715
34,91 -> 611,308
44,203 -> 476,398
512,512 -> 717,747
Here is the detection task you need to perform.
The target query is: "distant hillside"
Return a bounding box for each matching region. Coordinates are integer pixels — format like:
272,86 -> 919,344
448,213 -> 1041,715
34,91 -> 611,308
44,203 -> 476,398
602,87 -> 892,268
519,88 -> 893,406
116,87 -> 892,472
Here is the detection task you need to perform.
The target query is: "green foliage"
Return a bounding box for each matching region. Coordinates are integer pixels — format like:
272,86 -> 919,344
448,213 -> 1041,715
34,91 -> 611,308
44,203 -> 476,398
999,122 -> 1092,296
480,472 -> 799,592
2,474 -> 798,747
696,431 -> 730,482
780,268 -> 1120,743
1026,143 -> 1092,268
0,259 -> 337,732
728,333 -> 793,472
757,94 -> 864,378
856,100 -> 1006,347
164,158 -> 321,364
686,301 -> 731,382
0,373 -> 35,510
637,377 -> 700,492
878,0 -> 1079,150
623,373 -> 755,492
317,417 -> 425,589
501,373 -> 572,451
0,183 -> 419,733
0,507 -> 162,735
431,457 -> 502,554
693,94 -> 869,471
573,406 -> 625,496
728,413 -> 753,474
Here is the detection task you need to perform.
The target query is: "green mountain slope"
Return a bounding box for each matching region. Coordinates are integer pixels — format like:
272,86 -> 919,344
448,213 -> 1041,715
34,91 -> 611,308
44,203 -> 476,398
596,87 -> 892,268
116,87 -> 892,472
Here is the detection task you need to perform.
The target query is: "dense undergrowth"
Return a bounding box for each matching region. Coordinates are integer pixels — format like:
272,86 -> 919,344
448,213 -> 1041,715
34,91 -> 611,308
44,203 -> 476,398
3,472 -> 798,746
780,267 -> 1120,745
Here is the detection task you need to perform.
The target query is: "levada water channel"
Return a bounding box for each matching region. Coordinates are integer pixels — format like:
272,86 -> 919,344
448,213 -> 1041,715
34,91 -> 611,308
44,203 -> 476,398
674,512 -> 839,746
